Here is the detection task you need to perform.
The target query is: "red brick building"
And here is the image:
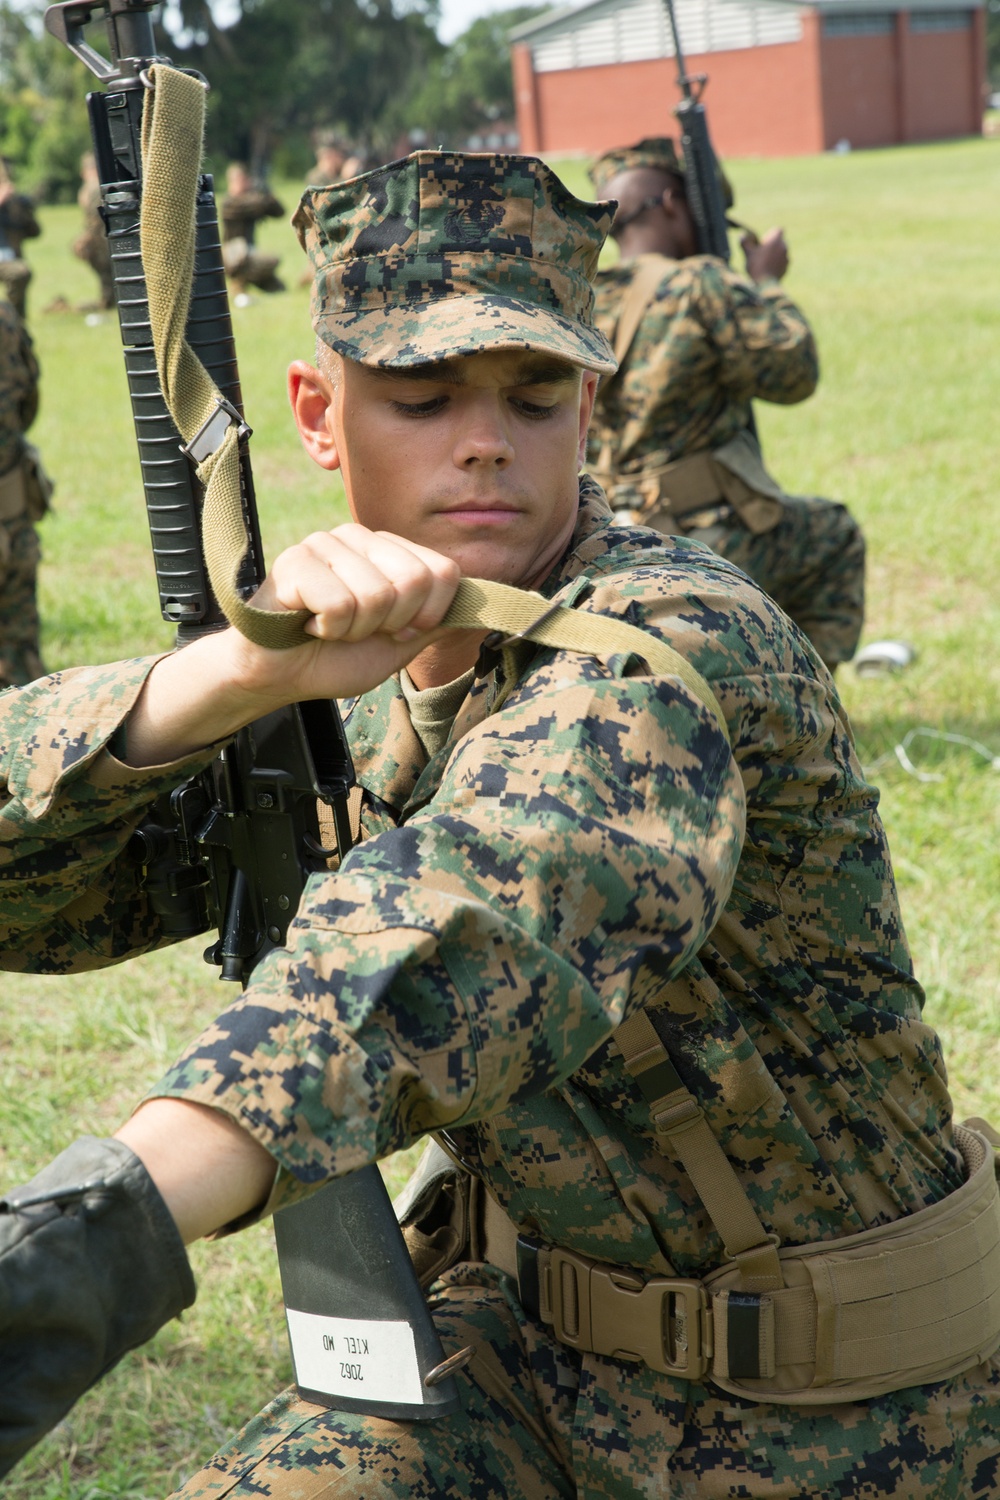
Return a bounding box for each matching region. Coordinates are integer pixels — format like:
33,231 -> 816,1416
510,0 -> 987,157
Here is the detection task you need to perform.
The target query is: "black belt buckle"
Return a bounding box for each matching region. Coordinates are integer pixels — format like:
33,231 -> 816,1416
515,1234 -> 544,1321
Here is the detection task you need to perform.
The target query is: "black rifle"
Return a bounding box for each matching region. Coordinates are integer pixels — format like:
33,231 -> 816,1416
45,0 -> 458,1421
661,0 -> 761,445
44,0 -> 353,983
661,0 -> 732,262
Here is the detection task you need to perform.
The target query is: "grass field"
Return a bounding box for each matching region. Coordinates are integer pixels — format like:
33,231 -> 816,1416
2,135 -> 1000,1495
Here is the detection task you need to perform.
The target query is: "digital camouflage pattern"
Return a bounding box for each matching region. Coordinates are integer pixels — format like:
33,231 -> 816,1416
589,135 -> 684,194
220,186 -> 286,294
0,298 -> 45,688
0,191 -> 39,319
1,480 -> 997,1495
690,492 -> 865,676
170,1261 -> 999,1499
294,152 -> 618,373
588,253 -> 817,485
220,186 -> 285,249
588,254 -> 864,667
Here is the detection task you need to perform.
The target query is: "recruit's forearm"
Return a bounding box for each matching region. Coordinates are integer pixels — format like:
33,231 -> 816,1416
123,629 -> 273,766
115,1099 -> 276,1242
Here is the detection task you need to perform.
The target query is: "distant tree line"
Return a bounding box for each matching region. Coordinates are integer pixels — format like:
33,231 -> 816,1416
0,0 -> 544,201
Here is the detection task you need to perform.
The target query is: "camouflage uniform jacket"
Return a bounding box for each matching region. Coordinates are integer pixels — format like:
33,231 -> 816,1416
588,254 -> 818,477
0,299 -> 37,477
220,188 -> 285,248
0,193 -> 40,258
0,480 -> 961,1280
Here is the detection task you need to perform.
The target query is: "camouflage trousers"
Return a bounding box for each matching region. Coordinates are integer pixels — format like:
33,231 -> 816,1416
172,1263 -> 1000,1500
0,259 -> 32,320
73,229 -> 115,309
222,239 -> 285,295
0,511 -> 44,688
649,494 -> 865,671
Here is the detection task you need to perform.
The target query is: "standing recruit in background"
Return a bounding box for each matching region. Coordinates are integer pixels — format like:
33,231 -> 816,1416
587,138 -> 866,673
305,128 -> 370,188
0,292 -> 52,688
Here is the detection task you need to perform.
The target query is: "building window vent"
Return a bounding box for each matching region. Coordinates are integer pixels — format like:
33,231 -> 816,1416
909,9 -> 971,29
821,11 -> 894,36
530,0 -> 802,73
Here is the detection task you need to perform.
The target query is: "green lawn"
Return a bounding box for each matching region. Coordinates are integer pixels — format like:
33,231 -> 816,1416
3,137 -> 1000,1495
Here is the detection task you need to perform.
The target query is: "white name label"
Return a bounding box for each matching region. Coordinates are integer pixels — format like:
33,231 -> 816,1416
284,1308 -> 425,1406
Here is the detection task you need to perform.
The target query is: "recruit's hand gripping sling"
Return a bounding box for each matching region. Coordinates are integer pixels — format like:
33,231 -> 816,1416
142,67 -> 1000,1409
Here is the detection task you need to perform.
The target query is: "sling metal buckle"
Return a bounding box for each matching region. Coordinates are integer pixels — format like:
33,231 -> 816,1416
482,598 -> 565,653
545,1246 -> 712,1380
181,396 -> 252,464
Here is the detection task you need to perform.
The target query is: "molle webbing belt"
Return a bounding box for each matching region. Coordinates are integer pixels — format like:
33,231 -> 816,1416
593,449 -> 730,524
479,1117 -> 1000,1404
593,438 -> 784,536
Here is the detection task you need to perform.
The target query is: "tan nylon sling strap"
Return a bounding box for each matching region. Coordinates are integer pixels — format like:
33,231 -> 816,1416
138,66 -> 730,746
611,254 -> 671,367
141,65 -> 312,651
440,577 -> 729,741
613,1008 -> 784,1292
594,255 -> 669,485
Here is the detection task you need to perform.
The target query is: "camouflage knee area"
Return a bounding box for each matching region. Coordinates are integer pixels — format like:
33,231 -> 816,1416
170,1264 -> 575,1499
668,1355 -> 1000,1499
688,497 -> 866,669
0,514 -> 43,686
0,260 -> 31,319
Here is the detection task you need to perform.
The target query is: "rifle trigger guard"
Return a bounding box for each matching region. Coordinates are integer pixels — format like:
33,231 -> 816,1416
181,396 -> 252,465
303,832 -> 340,861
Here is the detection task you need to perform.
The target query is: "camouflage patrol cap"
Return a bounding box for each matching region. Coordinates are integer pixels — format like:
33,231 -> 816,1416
293,151 -> 618,373
589,136 -> 735,211
589,137 -> 684,194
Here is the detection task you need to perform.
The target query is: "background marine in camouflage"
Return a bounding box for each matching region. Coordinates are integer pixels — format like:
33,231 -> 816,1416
73,152 -> 114,311
0,161 -> 40,321
0,151 -> 997,1499
220,161 -> 286,298
0,295 -> 51,689
588,137 -> 866,672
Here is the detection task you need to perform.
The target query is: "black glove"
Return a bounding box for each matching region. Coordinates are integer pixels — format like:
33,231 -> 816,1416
0,1135 -> 196,1478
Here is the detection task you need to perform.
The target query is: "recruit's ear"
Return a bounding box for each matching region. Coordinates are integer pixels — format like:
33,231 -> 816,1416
577,369 -> 599,468
287,360 -> 342,472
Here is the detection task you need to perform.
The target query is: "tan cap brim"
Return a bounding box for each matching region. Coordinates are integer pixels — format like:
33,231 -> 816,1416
314,292 -> 618,375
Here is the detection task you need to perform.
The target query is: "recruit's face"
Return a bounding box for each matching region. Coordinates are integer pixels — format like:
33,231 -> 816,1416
289,349 -> 598,592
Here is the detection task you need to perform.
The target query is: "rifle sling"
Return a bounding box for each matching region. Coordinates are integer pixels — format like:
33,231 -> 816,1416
611,253 -> 670,367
